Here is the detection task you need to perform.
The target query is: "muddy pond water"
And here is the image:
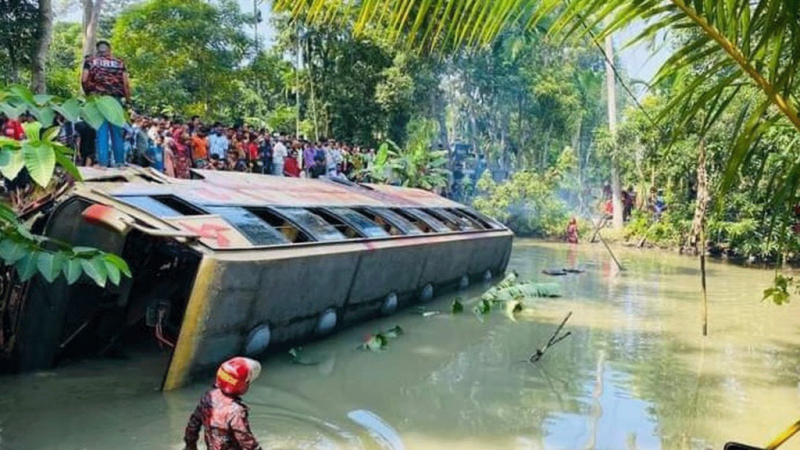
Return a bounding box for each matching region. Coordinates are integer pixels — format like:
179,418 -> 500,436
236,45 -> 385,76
1,241 -> 799,450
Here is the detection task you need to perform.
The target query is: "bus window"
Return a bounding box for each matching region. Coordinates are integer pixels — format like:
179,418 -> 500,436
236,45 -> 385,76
356,208 -> 422,236
247,208 -> 313,243
151,196 -> 205,215
269,208 -> 347,242
205,207 -> 290,246
324,207 -> 391,238
116,195 -> 205,218
405,208 -> 450,233
308,208 -> 364,239
424,208 -> 475,231
389,208 -> 449,233
458,208 -> 504,229
447,208 -> 488,230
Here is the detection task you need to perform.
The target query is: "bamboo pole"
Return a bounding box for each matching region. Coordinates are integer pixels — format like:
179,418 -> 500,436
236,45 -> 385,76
589,216 -> 607,243
701,223 -> 708,336
697,138 -> 709,337
597,229 -> 624,271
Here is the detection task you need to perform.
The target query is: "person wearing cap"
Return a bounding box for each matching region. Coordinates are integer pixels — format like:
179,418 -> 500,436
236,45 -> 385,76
184,357 -> 263,450
81,39 -> 131,167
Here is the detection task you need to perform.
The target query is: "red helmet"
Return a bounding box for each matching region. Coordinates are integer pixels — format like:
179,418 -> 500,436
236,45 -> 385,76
215,357 -> 261,396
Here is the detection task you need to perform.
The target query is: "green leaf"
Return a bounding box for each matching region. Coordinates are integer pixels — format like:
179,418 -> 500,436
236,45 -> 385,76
72,246 -> 100,256
54,146 -> 82,180
33,94 -> 55,106
15,252 -> 39,281
81,102 -> 105,130
9,85 -> 36,107
104,253 -> 131,277
473,299 -> 492,321
80,256 -> 108,287
22,142 -> 56,187
0,239 -> 26,263
94,96 -> 126,127
451,299 -> 464,314
43,126 -> 60,143
63,258 -> 82,284
0,102 -> 27,120
16,226 -> 33,241
105,259 -> 121,285
0,136 -> 22,150
36,252 -> 64,283
0,204 -> 18,224
0,149 -> 25,181
52,98 -> 82,123
22,122 -> 42,143
32,106 -> 56,128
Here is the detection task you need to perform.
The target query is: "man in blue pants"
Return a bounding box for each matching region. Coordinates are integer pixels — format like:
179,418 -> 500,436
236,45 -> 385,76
81,40 -> 131,167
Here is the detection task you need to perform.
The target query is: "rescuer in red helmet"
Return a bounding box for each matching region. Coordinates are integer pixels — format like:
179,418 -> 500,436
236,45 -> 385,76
184,357 -> 263,450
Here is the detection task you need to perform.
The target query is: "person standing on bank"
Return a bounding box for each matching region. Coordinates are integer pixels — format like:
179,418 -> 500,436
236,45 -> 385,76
81,40 -> 131,167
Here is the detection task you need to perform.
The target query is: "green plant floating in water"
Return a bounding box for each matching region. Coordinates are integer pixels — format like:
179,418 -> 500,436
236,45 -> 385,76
451,299 -> 464,314
473,299 -> 492,322
359,325 -> 405,352
360,334 -> 389,352
494,271 -> 519,290
763,273 -> 794,305
481,282 -> 561,302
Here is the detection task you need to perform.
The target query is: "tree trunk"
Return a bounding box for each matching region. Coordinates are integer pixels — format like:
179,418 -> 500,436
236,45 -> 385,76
433,86 -> 449,152
82,0 -> 105,58
605,34 -> 624,230
688,139 -> 709,253
6,44 -> 19,83
31,0 -> 53,94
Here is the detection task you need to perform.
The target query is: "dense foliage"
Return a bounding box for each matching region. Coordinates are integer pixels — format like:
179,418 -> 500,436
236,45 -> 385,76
0,86 -> 130,285
474,147 -> 578,238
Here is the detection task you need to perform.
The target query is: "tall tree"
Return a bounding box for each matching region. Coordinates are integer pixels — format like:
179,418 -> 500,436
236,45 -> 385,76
0,0 -> 39,83
273,0 -> 800,197
81,0 -> 104,57
604,34 -> 623,230
112,0 -> 250,118
31,0 -> 52,93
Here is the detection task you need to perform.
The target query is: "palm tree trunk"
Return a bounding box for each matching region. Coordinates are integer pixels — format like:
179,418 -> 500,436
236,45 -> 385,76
605,34 -> 624,230
31,0 -> 53,94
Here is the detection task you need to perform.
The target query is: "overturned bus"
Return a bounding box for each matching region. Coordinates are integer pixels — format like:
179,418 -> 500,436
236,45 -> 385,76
0,168 -> 513,390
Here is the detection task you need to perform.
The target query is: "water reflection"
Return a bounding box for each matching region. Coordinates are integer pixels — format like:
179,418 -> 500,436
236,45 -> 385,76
1,241 -> 800,450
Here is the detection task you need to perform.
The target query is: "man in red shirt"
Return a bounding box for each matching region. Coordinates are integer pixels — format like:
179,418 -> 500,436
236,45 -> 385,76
283,150 -> 301,177
81,40 -> 131,167
1,116 -> 24,140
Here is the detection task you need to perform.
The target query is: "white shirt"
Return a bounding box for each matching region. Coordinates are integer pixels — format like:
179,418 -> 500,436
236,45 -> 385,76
273,142 -> 288,164
208,134 -> 229,158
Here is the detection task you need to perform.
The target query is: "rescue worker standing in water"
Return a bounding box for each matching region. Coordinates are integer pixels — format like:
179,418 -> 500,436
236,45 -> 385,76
184,357 -> 263,450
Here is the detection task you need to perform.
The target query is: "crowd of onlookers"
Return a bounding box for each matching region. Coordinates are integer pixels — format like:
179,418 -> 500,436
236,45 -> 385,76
61,114 -> 379,181
1,111 -> 379,182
